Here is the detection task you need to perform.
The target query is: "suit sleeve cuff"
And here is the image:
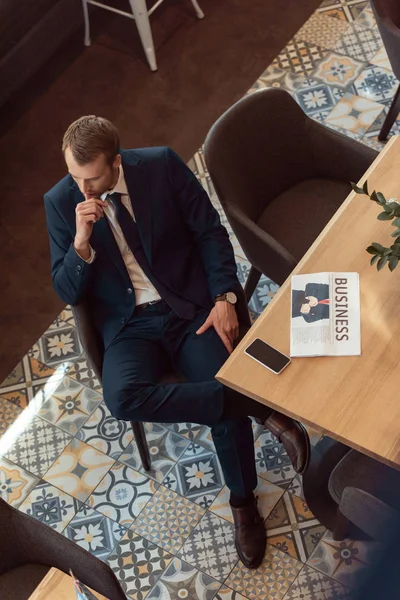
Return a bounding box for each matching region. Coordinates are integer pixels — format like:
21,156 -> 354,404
74,244 -> 96,264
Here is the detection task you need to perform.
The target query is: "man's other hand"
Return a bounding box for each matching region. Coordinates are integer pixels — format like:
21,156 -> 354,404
196,301 -> 239,354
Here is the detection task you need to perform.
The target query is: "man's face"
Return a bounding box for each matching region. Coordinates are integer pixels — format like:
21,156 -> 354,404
65,147 -> 121,198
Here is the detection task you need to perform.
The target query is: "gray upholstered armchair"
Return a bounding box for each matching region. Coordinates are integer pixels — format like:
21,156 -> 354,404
204,89 -> 378,299
372,0 -> 400,140
0,497 -> 126,600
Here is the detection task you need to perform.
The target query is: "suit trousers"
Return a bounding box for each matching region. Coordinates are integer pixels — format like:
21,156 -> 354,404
102,300 -> 258,497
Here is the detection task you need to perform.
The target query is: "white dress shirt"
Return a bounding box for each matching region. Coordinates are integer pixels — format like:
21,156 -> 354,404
78,166 -> 161,306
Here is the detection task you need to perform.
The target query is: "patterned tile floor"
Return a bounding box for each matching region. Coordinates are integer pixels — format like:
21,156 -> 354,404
0,1 -> 394,598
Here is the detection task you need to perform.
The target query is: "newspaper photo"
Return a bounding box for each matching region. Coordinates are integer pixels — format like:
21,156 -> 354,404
290,272 -> 361,357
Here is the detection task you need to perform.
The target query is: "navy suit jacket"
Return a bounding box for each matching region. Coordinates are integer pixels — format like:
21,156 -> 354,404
44,147 -> 239,349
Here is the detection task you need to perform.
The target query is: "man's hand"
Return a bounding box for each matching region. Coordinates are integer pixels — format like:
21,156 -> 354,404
307,295 -> 318,307
300,303 -> 311,315
74,196 -> 107,258
196,301 -> 239,354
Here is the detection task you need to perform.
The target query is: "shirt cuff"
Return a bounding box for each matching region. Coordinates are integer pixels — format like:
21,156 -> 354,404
74,244 -> 96,264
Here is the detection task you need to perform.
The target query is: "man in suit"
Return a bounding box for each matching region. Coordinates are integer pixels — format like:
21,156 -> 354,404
45,116 -> 310,569
292,283 -> 330,323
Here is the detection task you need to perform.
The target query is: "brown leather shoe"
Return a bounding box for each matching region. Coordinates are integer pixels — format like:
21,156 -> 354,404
230,498 -> 266,569
264,412 -> 310,474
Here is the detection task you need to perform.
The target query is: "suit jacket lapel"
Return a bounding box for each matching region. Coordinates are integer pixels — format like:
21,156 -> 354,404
122,158 -> 153,265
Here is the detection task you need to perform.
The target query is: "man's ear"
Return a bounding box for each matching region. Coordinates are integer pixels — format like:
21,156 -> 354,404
113,154 -> 122,170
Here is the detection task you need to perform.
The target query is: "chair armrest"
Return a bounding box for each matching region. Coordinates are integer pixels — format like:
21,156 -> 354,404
340,486 -> 400,541
71,303 -> 104,382
309,121 -> 378,185
227,202 -> 297,286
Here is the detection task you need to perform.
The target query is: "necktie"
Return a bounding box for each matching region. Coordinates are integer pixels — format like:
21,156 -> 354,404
108,192 -> 194,319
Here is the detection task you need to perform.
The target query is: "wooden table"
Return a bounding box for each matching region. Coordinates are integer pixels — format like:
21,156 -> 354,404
29,567 -> 109,600
217,136 -> 400,471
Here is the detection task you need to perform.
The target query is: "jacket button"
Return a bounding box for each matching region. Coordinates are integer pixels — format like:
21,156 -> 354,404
121,317 -> 126,324
76,265 -> 82,272
127,288 -> 133,294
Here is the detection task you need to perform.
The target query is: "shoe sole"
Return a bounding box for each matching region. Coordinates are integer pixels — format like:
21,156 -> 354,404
296,422 -> 311,475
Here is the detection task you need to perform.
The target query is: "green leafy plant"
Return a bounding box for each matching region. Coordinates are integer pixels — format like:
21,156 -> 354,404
351,180 -> 400,272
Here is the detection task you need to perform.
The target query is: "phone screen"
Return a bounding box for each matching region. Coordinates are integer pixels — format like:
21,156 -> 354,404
245,338 -> 291,374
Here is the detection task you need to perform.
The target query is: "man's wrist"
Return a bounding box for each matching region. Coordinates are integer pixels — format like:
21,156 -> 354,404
74,238 -> 91,261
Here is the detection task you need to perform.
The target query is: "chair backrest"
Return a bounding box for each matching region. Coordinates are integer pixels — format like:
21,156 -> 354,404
0,497 -> 126,599
204,89 -> 315,225
372,0 -> 400,78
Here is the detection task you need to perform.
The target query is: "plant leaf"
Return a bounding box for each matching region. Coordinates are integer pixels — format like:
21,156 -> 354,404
350,182 -> 365,195
370,191 -> 380,203
370,254 -> 380,266
390,243 -> 400,256
377,256 -> 388,271
371,242 -> 385,252
377,211 -> 394,220
362,180 -> 369,195
376,192 -> 387,204
389,256 -> 399,271
391,229 -> 400,237
366,245 -> 379,255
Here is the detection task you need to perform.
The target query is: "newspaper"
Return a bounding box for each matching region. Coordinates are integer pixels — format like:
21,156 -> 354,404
290,272 -> 360,357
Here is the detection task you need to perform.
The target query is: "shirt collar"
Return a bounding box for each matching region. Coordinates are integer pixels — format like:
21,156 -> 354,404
101,165 -> 128,201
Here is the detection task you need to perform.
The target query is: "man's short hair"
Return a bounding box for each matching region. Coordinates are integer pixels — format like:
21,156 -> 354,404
62,115 -> 120,165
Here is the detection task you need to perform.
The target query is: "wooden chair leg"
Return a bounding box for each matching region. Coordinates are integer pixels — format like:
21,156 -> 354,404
333,507 -> 350,541
131,421 -> 151,471
378,84 -> 400,141
244,266 -> 262,303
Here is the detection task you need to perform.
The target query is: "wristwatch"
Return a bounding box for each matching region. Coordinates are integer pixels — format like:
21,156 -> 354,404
214,291 -> 237,305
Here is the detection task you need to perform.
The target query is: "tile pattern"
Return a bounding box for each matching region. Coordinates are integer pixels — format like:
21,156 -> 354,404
147,557 -> 220,600
265,492 -> 326,562
131,485 -> 205,553
334,23 -> 382,62
295,12 -> 348,49
311,52 -> 365,88
273,40 -> 328,78
210,476 -> 283,524
119,422 -> 189,482
67,357 -> 102,391
38,375 -> 102,434
64,504 -> 126,561
0,397 -> 22,436
325,92 -> 384,135
87,460 -> 158,527
225,546 -> 302,600
30,327 -> 82,367
307,532 -> 382,591
19,480 -> 81,532
44,438 -> 114,502
254,430 -> 296,489
285,565 -> 354,599
76,402 -> 134,460
0,456 -> 39,506
107,530 -> 173,600
2,416 -> 71,477
164,442 -> 224,508
353,65 -> 398,105
179,511 -> 237,582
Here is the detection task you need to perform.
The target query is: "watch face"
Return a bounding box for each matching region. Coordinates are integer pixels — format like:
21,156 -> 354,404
226,291 -> 237,304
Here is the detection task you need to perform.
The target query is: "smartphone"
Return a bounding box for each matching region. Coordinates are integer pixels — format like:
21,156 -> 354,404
245,338 -> 291,375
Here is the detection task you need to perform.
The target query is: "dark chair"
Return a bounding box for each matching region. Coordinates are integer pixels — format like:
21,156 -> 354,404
72,288 -> 251,471
371,0 -> 400,140
328,449 -> 400,542
204,89 -> 378,300
0,497 -> 126,600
